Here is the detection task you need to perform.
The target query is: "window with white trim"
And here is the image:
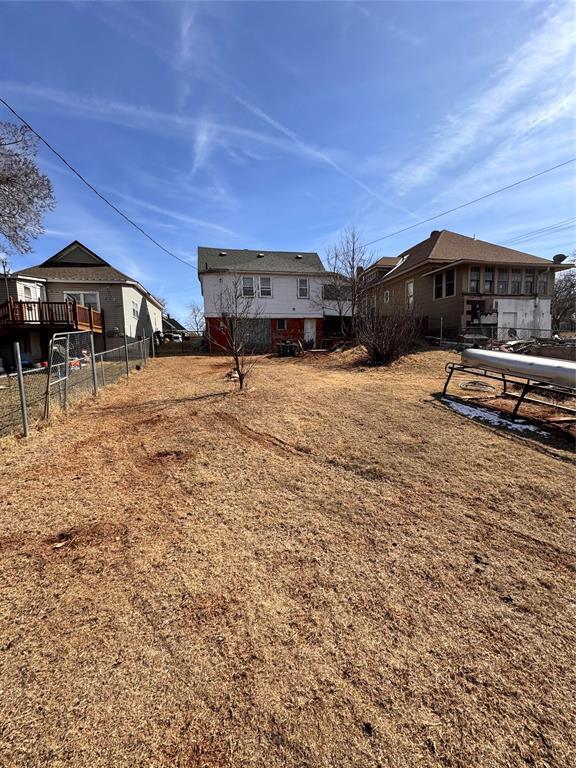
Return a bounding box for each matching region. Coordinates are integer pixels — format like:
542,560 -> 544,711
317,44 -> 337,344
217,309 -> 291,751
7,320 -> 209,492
277,319 -> 287,331
259,276 -> 272,297
297,277 -> 309,298
406,280 -> 414,309
242,276 -> 255,297
23,285 -> 32,299
65,291 -> 100,310
132,300 -> 139,319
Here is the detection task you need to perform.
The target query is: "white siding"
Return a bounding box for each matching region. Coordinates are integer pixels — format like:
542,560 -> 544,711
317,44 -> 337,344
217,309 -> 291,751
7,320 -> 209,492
121,285 -> 162,340
201,272 -> 330,318
16,280 -> 45,302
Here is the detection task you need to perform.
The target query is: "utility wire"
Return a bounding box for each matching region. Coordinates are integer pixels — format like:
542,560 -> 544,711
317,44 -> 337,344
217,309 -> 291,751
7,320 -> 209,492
0,97 -> 195,270
501,217 -> 576,247
356,158 -> 576,254
2,96 -> 574,267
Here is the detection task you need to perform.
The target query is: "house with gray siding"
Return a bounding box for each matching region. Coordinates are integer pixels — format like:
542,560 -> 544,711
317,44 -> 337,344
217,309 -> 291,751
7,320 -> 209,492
0,240 -> 163,365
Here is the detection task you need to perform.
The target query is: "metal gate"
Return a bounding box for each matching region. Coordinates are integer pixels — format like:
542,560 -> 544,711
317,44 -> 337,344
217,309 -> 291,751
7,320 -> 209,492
45,331 -> 97,417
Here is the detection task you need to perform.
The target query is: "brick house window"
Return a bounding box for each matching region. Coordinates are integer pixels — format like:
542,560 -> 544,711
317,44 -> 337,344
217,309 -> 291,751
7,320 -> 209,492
434,273 -> 443,299
445,269 -> 455,297
259,276 -> 272,297
297,278 -> 309,298
537,272 -> 548,295
406,280 -> 414,309
469,266 -> 480,292
277,319 -> 287,331
242,276 -> 255,297
497,268 -> 509,294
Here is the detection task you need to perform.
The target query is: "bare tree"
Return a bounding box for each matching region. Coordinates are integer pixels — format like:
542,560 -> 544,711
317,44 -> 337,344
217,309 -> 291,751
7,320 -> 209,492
550,251 -> 575,330
357,302 -> 421,364
0,122 -> 55,255
552,267 -> 576,329
186,302 -> 205,335
213,275 -> 264,390
323,225 -> 369,336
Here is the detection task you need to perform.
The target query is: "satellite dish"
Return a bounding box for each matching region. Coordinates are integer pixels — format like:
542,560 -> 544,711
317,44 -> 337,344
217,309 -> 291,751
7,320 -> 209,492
553,253 -> 567,264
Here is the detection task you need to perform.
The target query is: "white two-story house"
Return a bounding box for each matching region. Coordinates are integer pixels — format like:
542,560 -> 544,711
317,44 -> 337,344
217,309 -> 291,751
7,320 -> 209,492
198,247 -> 350,352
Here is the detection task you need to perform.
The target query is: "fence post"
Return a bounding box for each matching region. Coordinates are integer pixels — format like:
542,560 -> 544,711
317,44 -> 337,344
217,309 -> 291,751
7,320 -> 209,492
63,336 -> 69,409
124,333 -> 130,378
151,335 -> 155,358
89,332 -> 98,396
13,342 -> 29,438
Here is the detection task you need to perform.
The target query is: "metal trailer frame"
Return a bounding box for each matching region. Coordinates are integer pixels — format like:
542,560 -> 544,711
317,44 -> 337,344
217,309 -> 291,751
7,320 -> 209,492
443,361 -> 576,421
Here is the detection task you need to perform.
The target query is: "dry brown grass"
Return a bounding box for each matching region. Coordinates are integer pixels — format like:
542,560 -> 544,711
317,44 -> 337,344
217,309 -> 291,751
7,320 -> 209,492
0,350 -> 574,768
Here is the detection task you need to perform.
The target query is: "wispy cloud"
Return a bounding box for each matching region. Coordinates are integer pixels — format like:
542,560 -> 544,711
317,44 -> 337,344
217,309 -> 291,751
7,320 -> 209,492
387,22 -> 424,48
392,4 -> 576,195
102,187 -> 240,238
191,115 -> 217,175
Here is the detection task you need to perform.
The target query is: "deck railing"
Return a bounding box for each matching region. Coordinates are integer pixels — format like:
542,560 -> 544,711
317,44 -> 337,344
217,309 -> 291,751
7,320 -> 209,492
0,298 -> 103,333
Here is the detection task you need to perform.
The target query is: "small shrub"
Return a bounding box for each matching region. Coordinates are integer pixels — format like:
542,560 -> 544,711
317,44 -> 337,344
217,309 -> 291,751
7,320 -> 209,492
357,305 -> 421,364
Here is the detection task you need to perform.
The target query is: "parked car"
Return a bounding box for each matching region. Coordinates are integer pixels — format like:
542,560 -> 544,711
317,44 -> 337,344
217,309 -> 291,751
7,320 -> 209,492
165,332 -> 182,343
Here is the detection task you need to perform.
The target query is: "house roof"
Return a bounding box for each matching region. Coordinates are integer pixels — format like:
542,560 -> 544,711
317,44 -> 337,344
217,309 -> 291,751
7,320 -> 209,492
197,247 -> 325,274
14,240 -> 164,308
379,230 -> 564,282
370,256 -> 398,269
163,315 -> 186,332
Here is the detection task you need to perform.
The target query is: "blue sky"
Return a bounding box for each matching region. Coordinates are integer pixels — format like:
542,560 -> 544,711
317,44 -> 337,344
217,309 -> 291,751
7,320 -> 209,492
1,1 -> 574,322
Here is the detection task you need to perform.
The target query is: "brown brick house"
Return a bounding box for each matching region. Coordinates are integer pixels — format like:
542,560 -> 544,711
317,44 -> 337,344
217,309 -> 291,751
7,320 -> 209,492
362,230 -> 571,339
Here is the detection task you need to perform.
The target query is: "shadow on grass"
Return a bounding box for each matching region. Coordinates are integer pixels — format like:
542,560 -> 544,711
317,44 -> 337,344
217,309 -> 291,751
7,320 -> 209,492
432,392 -> 575,454
96,390 -> 233,415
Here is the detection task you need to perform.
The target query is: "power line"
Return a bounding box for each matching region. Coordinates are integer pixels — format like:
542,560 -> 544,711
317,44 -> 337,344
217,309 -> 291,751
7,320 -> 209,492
0,97 -> 196,270
2,96 -> 574,268
356,158 -> 576,254
501,217 -> 576,247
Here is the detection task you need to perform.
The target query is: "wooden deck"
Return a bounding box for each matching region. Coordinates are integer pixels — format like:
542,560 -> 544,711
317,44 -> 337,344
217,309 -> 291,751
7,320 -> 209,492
0,299 -> 103,333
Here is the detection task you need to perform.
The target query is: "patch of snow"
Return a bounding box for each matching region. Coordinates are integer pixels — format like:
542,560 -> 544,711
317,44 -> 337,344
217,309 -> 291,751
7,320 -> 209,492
441,397 -> 549,436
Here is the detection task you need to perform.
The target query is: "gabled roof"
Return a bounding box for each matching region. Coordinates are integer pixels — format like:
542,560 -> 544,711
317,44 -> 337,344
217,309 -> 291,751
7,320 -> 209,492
198,247 -> 325,274
14,240 -> 164,308
377,230 -> 564,281
163,315 -> 186,332
16,241 -> 134,283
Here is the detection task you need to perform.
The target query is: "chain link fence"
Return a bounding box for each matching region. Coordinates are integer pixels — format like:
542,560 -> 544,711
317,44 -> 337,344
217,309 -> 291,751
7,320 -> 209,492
0,334 -> 151,438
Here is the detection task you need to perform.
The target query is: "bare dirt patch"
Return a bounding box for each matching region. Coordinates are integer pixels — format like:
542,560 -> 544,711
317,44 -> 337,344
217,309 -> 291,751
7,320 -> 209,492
0,352 -> 574,767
